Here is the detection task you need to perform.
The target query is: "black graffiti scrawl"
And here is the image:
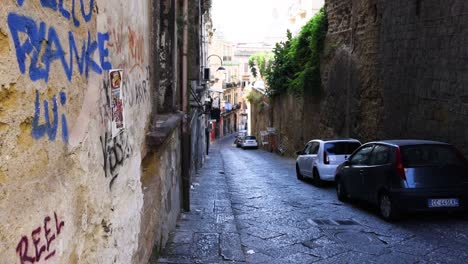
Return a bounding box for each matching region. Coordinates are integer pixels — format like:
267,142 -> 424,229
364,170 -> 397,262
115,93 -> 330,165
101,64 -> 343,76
100,131 -> 133,189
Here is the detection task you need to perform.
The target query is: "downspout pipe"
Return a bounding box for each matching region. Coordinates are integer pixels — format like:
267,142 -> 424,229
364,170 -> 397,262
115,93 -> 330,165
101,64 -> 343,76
181,0 -> 191,212
182,0 -> 188,115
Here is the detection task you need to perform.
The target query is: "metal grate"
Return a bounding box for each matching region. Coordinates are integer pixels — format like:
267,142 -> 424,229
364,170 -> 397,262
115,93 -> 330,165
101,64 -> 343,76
335,220 -> 359,226
310,219 -> 360,226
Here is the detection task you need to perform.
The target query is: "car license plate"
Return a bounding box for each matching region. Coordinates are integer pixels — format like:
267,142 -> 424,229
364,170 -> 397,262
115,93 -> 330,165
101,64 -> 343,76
428,198 -> 459,208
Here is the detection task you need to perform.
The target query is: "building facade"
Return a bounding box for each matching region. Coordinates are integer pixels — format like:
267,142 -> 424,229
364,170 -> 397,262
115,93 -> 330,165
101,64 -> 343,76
287,0 -> 325,36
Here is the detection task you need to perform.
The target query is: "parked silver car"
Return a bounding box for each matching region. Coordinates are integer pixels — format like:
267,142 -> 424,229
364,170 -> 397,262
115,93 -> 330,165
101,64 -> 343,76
296,139 -> 361,185
241,136 -> 258,149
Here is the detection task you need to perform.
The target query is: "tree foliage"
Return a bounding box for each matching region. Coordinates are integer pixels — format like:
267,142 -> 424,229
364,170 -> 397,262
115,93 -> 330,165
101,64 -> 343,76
265,9 -> 328,97
249,52 -> 273,80
248,59 -> 257,78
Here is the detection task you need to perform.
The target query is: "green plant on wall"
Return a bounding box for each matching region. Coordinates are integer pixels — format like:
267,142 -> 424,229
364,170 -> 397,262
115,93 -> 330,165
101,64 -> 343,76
265,8 -> 328,97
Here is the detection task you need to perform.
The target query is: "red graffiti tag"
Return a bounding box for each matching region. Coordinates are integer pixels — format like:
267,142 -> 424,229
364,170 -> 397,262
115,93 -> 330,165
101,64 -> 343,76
16,212 -> 65,264
128,27 -> 144,64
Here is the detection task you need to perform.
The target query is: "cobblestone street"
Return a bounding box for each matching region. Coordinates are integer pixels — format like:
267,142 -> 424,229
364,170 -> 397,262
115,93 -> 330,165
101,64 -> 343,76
157,136 -> 468,263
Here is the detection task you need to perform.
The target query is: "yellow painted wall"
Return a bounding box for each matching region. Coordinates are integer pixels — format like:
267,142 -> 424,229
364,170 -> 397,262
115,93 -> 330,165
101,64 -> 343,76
0,0 -> 153,263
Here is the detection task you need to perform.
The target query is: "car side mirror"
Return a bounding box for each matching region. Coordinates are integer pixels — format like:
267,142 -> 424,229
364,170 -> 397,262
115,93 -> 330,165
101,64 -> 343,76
343,160 -> 350,166
296,150 -> 303,155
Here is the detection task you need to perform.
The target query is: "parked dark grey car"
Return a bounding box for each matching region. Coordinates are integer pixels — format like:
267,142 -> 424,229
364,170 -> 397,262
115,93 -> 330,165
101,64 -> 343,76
335,140 -> 468,221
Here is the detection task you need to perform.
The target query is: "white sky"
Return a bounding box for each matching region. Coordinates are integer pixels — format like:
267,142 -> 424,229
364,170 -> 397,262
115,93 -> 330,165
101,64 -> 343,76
212,0 -> 324,43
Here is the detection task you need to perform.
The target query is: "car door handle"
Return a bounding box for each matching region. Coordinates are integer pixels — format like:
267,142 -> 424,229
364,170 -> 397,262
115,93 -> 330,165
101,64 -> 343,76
359,169 -> 365,174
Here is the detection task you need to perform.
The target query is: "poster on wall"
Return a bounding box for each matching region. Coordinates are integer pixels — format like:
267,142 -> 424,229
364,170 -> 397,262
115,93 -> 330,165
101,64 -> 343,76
109,69 -> 125,137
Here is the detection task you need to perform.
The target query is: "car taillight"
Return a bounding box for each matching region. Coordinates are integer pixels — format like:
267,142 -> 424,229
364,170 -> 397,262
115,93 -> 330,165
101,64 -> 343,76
324,151 -> 330,165
453,147 -> 468,168
395,147 -> 406,180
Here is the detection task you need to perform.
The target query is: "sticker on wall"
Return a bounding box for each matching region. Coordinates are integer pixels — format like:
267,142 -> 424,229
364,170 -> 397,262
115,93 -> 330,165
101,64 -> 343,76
109,69 -> 125,137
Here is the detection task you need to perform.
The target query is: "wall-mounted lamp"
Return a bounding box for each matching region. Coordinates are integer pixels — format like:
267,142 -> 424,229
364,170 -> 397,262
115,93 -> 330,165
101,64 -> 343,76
207,54 -> 225,71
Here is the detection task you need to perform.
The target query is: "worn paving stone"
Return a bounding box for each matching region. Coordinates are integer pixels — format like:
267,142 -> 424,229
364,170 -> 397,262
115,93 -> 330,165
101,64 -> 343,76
220,233 -> 245,262
243,226 -> 284,240
161,243 -> 192,257
155,142 -> 245,264
171,231 -> 194,244
157,136 -> 468,263
191,233 -> 220,261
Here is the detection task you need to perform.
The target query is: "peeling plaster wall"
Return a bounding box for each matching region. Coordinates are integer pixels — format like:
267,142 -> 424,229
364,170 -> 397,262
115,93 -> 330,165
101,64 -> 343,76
0,0 -> 160,263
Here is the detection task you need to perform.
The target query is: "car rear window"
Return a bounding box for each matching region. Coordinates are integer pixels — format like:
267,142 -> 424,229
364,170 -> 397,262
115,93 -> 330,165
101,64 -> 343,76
324,142 -> 361,155
401,144 -> 466,168
245,136 -> 256,140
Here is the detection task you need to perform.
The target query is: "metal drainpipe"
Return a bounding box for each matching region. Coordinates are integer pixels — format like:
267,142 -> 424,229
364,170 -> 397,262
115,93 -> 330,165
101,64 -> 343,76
181,0 -> 191,212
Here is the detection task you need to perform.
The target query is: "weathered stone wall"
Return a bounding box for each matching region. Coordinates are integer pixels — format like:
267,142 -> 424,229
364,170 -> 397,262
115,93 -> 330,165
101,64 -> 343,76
322,0 -> 384,141
324,0 -> 468,153
380,0 -> 468,154
0,1 -> 186,263
136,127 -> 182,263
250,93 -> 320,156
252,0 -> 468,155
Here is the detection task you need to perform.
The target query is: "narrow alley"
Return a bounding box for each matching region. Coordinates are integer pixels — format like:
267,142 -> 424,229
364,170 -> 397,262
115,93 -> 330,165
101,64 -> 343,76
157,136 -> 468,263
2,0 -> 468,263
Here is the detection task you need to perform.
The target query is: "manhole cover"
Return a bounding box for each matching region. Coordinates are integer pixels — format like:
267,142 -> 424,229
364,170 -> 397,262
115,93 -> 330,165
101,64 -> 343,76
323,229 -> 385,246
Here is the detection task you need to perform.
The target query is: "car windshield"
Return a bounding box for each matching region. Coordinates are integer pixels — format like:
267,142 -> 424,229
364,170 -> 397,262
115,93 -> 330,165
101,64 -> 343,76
324,142 -> 361,155
401,144 -> 466,168
245,136 -> 256,140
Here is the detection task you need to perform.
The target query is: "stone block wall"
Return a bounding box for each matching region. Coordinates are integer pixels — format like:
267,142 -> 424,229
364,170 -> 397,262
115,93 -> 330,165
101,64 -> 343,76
324,0 -> 468,153
252,0 -> 468,155
322,0 -> 384,141
380,0 -> 468,154
322,0 -> 468,154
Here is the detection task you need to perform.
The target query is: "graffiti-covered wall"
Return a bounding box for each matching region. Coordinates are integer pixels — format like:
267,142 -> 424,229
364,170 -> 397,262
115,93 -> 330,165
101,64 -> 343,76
0,0 -> 158,263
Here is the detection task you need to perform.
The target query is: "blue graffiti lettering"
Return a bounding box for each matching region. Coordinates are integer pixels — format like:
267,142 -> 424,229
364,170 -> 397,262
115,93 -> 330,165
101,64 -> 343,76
59,91 -> 68,143
85,31 -> 101,77
80,0 -> 94,23
71,0 -> 80,27
7,12 -> 112,82
40,0 -> 58,11
98,32 -> 112,71
32,90 -> 68,143
59,0 -> 71,20
47,26 -> 72,82
16,0 -> 93,24
69,31 -> 86,75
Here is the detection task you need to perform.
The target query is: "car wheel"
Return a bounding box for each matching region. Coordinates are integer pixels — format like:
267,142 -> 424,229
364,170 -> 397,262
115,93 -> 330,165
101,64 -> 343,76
336,178 -> 348,202
296,164 -> 304,181
379,192 -> 400,221
313,169 -> 322,187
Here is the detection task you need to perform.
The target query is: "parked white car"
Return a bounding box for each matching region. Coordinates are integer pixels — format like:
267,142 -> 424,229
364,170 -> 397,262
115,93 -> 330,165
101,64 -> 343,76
241,136 -> 258,149
235,130 -> 247,147
295,139 -> 361,185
